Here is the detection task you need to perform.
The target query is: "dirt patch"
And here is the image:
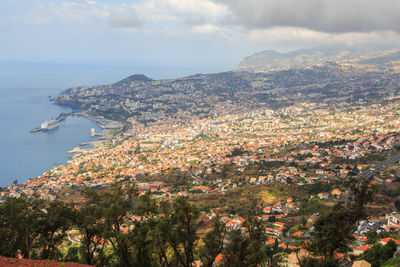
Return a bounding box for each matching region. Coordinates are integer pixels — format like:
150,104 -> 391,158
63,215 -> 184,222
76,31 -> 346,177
280,216 -> 302,228
0,257 -> 92,267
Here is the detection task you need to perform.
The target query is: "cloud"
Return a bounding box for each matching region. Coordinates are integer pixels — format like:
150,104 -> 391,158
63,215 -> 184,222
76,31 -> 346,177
191,24 -> 219,34
166,0 -> 229,18
109,7 -> 144,29
135,0 -> 229,26
2,0 -> 399,66
39,1 -> 109,23
213,0 -> 400,33
244,27 -> 400,50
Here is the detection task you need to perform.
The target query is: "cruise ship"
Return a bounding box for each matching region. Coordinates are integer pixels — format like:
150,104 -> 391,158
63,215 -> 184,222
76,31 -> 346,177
30,118 -> 59,132
40,119 -> 59,131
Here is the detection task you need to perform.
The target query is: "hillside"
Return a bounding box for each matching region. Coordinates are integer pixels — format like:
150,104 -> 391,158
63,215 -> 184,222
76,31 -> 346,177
235,45 -> 400,73
54,64 -> 400,125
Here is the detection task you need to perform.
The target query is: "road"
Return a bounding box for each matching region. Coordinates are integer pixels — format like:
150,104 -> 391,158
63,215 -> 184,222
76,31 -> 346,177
188,169 -> 202,181
358,151 -> 400,181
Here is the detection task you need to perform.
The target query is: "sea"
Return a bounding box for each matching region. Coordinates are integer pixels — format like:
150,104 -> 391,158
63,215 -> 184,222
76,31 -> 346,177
0,62 -> 230,187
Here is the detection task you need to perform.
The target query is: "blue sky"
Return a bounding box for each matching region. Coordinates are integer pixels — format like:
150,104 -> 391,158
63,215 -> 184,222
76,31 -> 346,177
1,0 -> 399,74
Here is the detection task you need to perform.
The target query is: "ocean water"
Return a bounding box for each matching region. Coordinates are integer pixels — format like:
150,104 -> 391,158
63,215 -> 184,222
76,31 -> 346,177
0,87 -> 102,187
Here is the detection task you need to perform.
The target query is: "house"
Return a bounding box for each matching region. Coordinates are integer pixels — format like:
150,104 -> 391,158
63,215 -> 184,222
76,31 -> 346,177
214,254 -> 223,265
274,222 -> 285,228
291,231 -> 304,238
317,193 -> 329,200
386,212 -> 400,227
379,237 -> 400,246
331,188 -> 341,197
261,215 -> 270,221
352,260 -> 371,267
263,207 -> 272,213
353,245 -> 372,256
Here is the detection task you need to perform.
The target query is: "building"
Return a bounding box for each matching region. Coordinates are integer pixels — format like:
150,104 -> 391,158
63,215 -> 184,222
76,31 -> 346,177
386,212 -> 400,228
352,260 -> 371,267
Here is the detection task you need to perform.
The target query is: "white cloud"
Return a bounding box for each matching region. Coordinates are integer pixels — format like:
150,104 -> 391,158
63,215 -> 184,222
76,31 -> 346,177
21,1 -> 143,29
133,0 -> 229,26
41,1 -> 109,23
191,24 -> 219,34
166,0 -> 229,17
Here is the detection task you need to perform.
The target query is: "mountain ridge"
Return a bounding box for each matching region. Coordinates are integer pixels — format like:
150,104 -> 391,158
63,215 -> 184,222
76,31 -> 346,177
235,45 -> 400,73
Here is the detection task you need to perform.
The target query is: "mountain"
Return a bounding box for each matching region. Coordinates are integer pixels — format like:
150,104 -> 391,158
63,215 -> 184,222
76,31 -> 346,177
113,74 -> 152,87
235,45 -> 400,73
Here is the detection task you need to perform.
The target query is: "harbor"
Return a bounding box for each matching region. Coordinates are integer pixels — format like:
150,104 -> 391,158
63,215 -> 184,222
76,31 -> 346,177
29,110 -> 121,156
67,140 -> 105,154
29,112 -> 70,132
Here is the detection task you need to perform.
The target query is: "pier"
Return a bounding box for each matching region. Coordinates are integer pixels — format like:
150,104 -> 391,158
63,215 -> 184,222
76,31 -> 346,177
29,112 -> 71,133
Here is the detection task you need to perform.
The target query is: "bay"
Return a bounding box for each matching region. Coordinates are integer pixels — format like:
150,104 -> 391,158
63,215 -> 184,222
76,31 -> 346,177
0,87 -> 101,187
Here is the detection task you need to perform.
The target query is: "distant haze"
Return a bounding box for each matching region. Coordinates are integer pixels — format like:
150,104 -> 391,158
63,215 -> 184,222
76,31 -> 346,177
0,62 -> 231,90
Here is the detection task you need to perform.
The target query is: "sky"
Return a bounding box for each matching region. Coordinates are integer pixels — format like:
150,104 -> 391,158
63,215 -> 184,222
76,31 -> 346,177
1,0 -> 400,78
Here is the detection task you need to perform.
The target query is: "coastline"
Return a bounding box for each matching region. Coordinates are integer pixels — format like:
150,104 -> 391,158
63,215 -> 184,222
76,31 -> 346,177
67,140 -> 105,154
71,111 -> 124,131
64,111 -> 125,154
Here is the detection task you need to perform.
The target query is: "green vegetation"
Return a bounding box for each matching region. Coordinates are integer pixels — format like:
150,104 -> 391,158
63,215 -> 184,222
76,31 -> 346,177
199,217 -> 225,267
222,217 -> 267,266
382,256 -> 400,267
301,179 -> 372,266
0,195 -> 73,259
226,147 -> 248,157
359,240 -> 397,267
0,183 -> 270,267
299,199 -> 322,215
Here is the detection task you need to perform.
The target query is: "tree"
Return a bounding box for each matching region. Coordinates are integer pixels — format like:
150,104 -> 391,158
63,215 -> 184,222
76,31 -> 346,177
0,195 -> 45,258
136,192 -> 157,216
301,216 -> 307,226
0,196 -> 29,257
75,202 -> 107,266
37,201 -> 74,259
395,200 -> 400,212
222,216 -> 266,267
360,240 -> 397,267
306,204 -> 355,261
168,198 -> 200,267
227,147 -> 246,157
303,178 -> 372,265
199,216 -> 226,267
152,212 -> 174,267
150,198 -> 200,267
79,182 -> 138,266
366,231 -> 378,245
126,220 -> 157,267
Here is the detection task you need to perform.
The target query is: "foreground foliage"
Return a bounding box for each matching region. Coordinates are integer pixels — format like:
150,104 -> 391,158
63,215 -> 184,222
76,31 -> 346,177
0,183 -> 268,267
